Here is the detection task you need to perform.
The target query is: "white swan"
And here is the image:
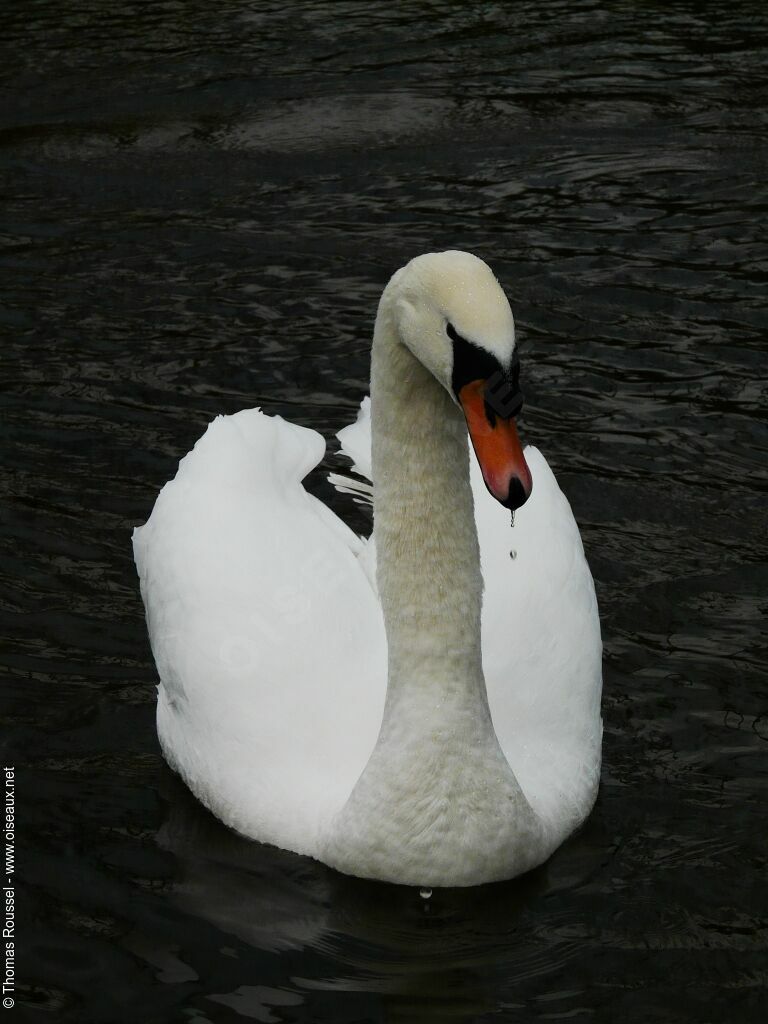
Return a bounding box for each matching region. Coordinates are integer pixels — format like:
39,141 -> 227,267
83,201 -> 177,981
134,250 -> 602,887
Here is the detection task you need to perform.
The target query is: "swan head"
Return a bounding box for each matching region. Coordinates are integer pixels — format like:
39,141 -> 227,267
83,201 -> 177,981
391,250 -> 532,511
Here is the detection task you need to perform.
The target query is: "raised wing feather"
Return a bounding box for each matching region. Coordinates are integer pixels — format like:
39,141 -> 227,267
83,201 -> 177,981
134,409 -> 386,854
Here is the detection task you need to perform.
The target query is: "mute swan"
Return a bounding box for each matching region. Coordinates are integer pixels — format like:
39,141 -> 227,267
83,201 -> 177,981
134,250 -> 602,887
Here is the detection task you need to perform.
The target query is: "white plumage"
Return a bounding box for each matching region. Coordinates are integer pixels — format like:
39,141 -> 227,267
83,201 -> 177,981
134,251 -> 602,886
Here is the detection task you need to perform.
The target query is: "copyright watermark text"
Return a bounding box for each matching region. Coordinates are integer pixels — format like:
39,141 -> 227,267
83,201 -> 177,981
3,767 -> 14,1010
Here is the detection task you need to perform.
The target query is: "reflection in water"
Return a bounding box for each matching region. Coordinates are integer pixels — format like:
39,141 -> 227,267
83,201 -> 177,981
3,1 -> 767,1020
154,771 -> 589,1023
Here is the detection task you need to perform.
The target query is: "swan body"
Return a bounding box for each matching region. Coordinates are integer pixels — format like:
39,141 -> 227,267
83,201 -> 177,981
134,251 -> 602,886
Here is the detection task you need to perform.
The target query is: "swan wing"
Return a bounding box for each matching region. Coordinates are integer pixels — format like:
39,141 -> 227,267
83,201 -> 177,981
336,395 -> 372,481
470,447 -> 603,843
333,398 -> 603,841
133,409 -> 386,856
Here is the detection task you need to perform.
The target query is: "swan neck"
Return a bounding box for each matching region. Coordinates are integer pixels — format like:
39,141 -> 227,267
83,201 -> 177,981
370,295 -> 487,708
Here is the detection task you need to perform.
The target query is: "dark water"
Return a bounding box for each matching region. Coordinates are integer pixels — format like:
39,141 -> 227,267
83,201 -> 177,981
3,1 -> 767,1021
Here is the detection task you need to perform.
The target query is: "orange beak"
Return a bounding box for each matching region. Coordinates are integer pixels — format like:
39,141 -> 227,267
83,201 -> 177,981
458,379 -> 533,510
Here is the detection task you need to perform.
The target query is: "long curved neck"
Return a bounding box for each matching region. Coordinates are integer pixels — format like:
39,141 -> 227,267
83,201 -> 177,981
370,290 -> 491,723
320,280 -> 544,884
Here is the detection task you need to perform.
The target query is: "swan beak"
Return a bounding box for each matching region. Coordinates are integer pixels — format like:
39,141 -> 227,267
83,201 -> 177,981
458,380 -> 533,510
